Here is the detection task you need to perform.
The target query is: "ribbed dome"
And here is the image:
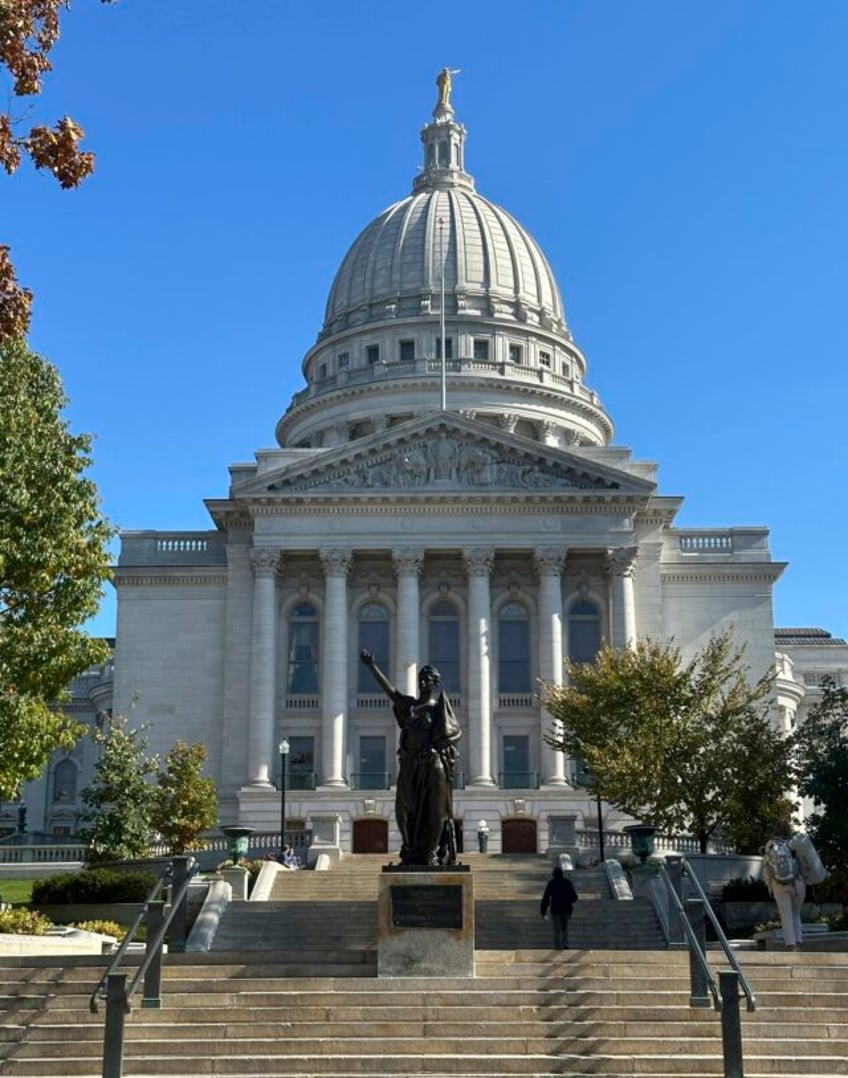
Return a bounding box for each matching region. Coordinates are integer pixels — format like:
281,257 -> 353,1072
277,75 -> 613,453
321,186 -> 569,338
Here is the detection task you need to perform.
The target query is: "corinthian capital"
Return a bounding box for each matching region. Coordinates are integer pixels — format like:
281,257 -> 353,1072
604,545 -> 639,578
250,549 -> 282,579
319,547 -> 353,578
463,547 -> 495,577
533,547 -> 567,578
392,547 -> 424,578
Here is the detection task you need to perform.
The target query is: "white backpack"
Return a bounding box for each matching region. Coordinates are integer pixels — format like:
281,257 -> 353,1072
766,839 -> 796,885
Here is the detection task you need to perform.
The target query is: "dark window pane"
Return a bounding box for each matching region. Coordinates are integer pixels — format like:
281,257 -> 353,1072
428,611 -> 460,695
359,606 -> 389,691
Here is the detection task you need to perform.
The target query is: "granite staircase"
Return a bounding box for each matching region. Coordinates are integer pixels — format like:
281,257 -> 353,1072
208,852 -> 665,956
1,949 -> 848,1076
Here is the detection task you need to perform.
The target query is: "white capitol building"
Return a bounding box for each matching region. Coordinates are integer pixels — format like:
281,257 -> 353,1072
13,77 -> 847,852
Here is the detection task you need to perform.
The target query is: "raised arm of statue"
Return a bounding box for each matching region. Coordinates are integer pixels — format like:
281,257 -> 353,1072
360,649 -> 397,700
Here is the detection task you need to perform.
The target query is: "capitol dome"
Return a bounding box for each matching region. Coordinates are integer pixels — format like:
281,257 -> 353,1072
277,77 -> 613,451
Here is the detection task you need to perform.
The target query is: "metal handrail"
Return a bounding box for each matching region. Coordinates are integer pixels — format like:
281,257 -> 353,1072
655,861 -> 721,1011
89,857 -> 197,1015
681,856 -> 756,1012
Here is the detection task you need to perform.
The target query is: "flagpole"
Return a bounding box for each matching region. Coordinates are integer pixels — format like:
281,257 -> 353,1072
439,216 -> 447,411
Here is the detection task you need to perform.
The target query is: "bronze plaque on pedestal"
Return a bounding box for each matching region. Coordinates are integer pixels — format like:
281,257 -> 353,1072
390,884 -> 463,929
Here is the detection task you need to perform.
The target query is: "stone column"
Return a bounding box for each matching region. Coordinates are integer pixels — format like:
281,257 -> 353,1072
605,546 -> 638,649
464,547 -> 495,787
534,547 -> 568,786
320,548 -> 352,787
392,548 -> 424,697
246,549 -> 281,786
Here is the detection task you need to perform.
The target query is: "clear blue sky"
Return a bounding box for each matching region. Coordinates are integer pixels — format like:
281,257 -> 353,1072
6,2 -> 847,640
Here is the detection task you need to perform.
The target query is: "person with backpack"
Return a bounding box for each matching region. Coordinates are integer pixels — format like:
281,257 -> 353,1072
762,831 -> 805,950
540,865 -> 579,950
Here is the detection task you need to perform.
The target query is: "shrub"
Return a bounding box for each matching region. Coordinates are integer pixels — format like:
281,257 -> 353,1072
826,909 -> 848,932
721,876 -> 771,902
0,908 -> 53,935
69,919 -> 126,940
31,868 -> 156,906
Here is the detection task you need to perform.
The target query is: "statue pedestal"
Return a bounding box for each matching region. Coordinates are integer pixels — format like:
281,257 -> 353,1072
377,866 -> 474,978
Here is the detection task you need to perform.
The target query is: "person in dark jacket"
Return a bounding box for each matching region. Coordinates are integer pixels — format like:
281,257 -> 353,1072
540,865 -> 578,950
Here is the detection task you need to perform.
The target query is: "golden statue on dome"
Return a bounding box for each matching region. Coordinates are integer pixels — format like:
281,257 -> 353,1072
435,67 -> 461,111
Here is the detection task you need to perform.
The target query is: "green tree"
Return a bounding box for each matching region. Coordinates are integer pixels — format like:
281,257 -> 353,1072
543,631 -> 792,853
794,678 -> 848,881
152,741 -> 218,855
0,337 -> 113,800
78,716 -> 157,864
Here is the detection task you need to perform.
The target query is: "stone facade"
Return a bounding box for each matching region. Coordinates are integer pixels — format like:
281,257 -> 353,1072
14,80 -> 846,852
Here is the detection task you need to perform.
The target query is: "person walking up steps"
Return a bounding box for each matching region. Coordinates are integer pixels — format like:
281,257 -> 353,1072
541,865 -> 578,950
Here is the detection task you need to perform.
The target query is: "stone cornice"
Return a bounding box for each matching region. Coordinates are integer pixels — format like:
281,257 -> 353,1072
114,568 -> 228,587
244,496 -> 651,514
278,374 -> 614,441
661,562 -> 787,584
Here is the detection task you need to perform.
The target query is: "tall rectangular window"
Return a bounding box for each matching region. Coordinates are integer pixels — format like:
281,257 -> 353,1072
287,736 -> 315,791
358,603 -> 390,692
473,338 -> 490,360
337,352 -> 350,368
287,603 -> 319,694
366,344 -> 380,365
539,350 -> 551,368
509,343 -> 523,364
358,736 -> 387,790
428,600 -> 460,694
502,735 -> 531,788
399,339 -> 415,362
435,337 -> 453,360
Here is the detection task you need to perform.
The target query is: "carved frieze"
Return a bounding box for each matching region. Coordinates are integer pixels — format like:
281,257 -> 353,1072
271,430 -> 616,494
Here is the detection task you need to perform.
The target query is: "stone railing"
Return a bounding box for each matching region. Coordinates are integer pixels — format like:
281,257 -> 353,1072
678,533 -> 734,554
119,531 -> 227,567
497,693 -> 535,710
575,830 -> 730,855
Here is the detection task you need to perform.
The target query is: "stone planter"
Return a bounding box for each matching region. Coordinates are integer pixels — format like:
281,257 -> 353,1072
623,824 -> 657,864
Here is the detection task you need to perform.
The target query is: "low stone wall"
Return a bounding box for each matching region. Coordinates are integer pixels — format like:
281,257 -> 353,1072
0,928 -> 110,956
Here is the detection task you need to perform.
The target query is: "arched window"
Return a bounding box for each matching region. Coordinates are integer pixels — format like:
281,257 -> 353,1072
358,602 -> 389,692
287,602 -> 319,693
568,599 -> 601,664
53,759 -> 76,803
498,601 -> 531,691
428,599 -> 460,694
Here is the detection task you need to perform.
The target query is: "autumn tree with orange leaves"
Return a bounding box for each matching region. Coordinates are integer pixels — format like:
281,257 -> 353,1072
0,0 -> 113,339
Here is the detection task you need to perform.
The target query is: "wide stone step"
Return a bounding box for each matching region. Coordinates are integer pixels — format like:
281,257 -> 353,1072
4,1051 -> 848,1076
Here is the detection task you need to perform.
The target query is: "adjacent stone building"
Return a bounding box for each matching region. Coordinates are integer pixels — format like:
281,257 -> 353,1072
13,81 -> 846,853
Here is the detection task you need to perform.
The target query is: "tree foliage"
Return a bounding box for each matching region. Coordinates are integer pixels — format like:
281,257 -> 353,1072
0,0 -> 113,339
77,716 -> 156,864
794,678 -> 848,879
0,336 -> 112,799
151,741 -> 218,855
543,631 -> 792,853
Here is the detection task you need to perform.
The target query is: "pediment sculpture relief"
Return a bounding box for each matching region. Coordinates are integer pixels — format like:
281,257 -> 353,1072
275,433 -> 617,493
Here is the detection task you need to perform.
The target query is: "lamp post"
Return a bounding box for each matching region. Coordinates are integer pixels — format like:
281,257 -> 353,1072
278,738 -> 289,850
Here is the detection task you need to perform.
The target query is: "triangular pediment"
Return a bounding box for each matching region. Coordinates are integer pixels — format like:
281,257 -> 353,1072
232,414 -> 655,501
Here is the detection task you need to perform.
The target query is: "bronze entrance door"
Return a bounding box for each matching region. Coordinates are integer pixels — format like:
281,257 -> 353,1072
353,818 -> 388,853
501,818 -> 537,853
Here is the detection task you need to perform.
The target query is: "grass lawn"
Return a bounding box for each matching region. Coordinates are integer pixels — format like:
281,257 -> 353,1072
0,879 -> 36,905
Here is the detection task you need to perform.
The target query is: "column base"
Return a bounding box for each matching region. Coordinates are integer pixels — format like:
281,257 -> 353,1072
243,779 -> 274,789
317,780 -> 350,790
541,777 -> 572,789
468,777 -> 497,787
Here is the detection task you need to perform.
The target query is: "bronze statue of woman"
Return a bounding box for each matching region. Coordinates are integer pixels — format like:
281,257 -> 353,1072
360,650 -> 461,866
